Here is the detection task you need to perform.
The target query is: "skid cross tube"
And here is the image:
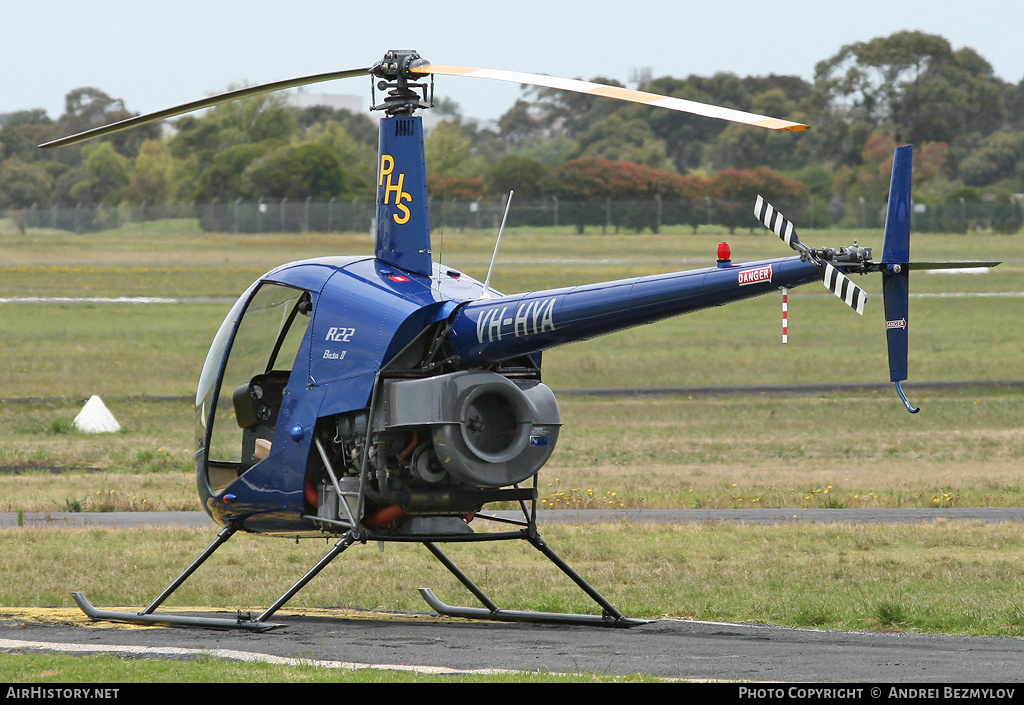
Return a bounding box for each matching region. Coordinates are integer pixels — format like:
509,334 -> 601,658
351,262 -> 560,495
72,522 -> 287,631
418,533 -> 648,628
141,522 -> 238,615
72,525 -> 362,631
252,529 -> 360,624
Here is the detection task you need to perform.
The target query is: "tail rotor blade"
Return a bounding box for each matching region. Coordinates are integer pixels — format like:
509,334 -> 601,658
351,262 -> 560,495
754,195 -> 803,251
823,262 -> 867,315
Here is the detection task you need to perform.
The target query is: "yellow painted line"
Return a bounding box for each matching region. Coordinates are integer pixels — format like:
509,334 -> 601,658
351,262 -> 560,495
0,605 -> 476,630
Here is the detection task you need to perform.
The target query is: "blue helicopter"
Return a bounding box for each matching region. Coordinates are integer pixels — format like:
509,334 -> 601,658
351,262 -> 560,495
43,50 -> 997,631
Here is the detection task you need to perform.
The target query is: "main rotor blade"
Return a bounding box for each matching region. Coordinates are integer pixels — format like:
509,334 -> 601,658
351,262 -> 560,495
40,66 -> 372,149
413,64 -> 810,131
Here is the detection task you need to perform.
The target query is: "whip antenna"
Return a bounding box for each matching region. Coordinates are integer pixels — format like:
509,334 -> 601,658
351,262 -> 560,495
481,190 -> 513,299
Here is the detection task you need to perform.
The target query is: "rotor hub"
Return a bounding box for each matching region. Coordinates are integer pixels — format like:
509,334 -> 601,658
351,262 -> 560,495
370,49 -> 433,115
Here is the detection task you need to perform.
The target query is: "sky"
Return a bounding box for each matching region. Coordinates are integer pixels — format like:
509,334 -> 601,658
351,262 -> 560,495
5,0 -> 1024,126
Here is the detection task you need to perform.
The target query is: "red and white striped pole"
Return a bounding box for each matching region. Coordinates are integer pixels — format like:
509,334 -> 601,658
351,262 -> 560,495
781,287 -> 788,344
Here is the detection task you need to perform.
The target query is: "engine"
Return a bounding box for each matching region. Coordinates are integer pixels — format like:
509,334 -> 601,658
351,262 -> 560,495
308,370 -> 560,533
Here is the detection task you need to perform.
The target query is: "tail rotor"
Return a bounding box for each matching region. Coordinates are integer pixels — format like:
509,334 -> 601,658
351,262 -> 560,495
753,145 -> 1000,413
753,195 -> 869,316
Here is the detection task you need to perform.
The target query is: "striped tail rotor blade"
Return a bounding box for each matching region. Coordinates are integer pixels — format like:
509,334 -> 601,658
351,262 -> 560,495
823,263 -> 868,315
753,195 -> 801,250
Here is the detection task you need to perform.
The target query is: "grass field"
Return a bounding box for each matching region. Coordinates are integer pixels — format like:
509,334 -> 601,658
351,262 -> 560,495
1,223 -> 1022,680
1,222 -> 1020,509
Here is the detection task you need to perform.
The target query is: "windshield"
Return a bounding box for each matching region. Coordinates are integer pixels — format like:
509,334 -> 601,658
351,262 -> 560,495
196,282 -> 312,463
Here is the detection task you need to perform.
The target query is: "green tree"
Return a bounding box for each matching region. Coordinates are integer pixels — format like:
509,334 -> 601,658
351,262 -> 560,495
549,157 -> 701,232
426,175 -> 486,202
168,90 -> 297,187
425,120 -> 486,179
68,142 -> 132,206
0,158 -> 53,208
575,113 -> 673,171
706,89 -> 810,171
707,167 -> 810,233
515,135 -> 578,166
498,99 -> 545,146
302,120 -> 376,198
238,142 -> 345,200
519,77 -> 629,140
640,73 -> 754,172
813,31 -> 1007,148
957,132 -> 1024,187
57,87 -> 159,162
295,106 -> 378,146
193,140 -> 284,201
122,140 -> 182,205
0,110 -> 57,163
487,155 -> 550,200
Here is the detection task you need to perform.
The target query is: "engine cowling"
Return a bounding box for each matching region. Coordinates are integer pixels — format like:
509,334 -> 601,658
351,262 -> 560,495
375,370 -> 560,487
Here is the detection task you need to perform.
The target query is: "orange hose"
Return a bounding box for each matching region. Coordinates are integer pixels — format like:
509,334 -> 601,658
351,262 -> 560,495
365,504 -> 405,527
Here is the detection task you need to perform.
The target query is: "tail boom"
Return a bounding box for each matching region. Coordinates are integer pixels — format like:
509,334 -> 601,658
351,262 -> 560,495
448,257 -> 820,365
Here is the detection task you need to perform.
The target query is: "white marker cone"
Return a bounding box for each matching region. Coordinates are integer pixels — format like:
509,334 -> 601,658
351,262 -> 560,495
73,395 -> 121,434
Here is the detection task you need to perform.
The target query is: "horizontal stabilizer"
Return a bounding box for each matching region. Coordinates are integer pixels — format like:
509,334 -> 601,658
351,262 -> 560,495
901,261 -> 1001,270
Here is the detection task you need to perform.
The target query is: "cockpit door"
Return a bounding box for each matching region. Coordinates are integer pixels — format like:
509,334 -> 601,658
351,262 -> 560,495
196,283 -> 313,493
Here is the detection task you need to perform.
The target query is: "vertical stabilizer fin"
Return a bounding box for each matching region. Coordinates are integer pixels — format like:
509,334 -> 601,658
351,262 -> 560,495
880,145 -> 917,411
881,145 -> 913,265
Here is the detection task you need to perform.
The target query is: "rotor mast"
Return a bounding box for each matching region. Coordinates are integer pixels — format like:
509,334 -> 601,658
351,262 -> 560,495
371,51 -> 435,277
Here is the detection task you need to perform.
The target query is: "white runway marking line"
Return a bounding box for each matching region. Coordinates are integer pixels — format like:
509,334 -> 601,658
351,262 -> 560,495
0,297 -> 183,304
0,638 -> 514,675
3,292 -> 1022,305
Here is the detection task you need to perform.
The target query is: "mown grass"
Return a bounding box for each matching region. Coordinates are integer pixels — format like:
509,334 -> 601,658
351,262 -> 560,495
0,652 -> 655,683
1,387 -> 1021,512
2,277 -> 1022,398
3,227 -> 1021,396
3,522 -> 1024,637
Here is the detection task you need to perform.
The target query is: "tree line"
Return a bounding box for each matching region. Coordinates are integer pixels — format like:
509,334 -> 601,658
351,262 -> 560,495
1,31 -> 1022,232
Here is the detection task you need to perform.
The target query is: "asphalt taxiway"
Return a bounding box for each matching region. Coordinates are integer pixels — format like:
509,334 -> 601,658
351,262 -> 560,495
3,607 -> 1024,682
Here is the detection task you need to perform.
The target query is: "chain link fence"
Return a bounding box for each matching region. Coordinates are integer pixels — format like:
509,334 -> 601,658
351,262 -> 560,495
3,196 -> 1023,235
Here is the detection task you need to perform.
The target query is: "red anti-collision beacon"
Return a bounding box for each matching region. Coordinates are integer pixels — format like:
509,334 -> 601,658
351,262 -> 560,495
717,241 -> 731,267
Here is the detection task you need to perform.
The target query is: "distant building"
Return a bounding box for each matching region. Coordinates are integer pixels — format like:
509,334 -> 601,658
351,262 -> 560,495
283,88 -> 498,135
287,89 -> 362,113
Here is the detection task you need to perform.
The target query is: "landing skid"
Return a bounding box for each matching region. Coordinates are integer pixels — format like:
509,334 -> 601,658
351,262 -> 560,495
71,592 -> 284,632
419,589 -> 646,627
70,517 -> 642,631
416,534 -> 647,628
